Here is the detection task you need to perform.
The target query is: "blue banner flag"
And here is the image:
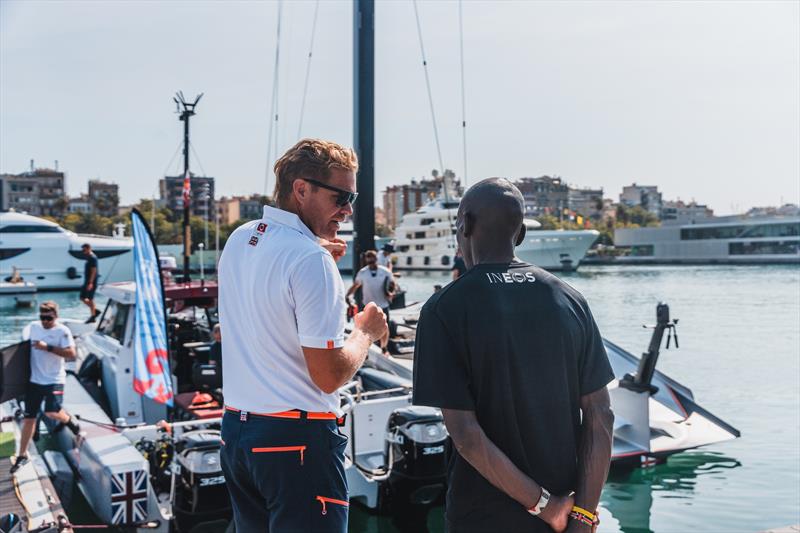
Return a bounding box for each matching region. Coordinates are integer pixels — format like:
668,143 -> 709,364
130,209 -> 173,406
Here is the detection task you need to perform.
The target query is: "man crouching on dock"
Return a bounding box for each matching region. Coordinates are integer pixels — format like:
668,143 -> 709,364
11,300 -> 80,474
218,139 -> 388,532
413,178 -> 615,533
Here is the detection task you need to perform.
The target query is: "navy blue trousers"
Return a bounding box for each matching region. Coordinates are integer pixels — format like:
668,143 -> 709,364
221,410 -> 349,532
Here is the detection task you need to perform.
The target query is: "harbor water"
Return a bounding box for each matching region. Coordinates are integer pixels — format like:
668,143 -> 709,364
1,265 -> 798,533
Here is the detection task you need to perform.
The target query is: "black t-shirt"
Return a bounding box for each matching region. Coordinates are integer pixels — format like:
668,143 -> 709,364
412,261 -> 614,533
83,253 -> 98,286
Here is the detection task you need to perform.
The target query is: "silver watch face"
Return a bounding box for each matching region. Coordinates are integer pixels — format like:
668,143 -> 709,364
529,488 -> 550,515
539,488 -> 550,509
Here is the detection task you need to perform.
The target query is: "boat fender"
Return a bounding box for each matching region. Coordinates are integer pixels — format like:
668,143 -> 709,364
66,266 -> 79,280
42,450 -> 74,509
77,353 -> 102,382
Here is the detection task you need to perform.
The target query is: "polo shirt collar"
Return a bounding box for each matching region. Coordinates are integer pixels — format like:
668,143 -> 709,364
262,205 -> 317,242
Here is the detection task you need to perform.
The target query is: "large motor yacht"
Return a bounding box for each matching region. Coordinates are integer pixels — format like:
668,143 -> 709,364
0,211 -> 134,289
393,198 -> 599,271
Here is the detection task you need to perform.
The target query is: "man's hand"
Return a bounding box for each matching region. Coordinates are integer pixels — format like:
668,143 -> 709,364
319,238 -> 347,263
34,340 -> 48,351
539,493 -> 574,533
354,302 -> 388,344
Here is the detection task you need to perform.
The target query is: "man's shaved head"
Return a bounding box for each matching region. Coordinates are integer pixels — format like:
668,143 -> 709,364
456,178 -> 526,268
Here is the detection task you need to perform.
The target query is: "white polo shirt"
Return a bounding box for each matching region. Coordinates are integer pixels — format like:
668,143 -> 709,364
218,206 -> 347,415
22,321 -> 75,385
355,265 -> 394,310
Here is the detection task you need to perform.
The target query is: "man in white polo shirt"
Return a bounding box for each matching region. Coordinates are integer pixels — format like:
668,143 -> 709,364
11,300 -> 80,474
218,139 -> 388,533
346,249 -> 396,321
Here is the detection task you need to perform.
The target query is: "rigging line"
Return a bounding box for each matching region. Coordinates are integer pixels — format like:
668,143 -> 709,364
412,0 -> 457,254
189,141 -> 208,178
297,0 -> 320,139
412,0 -> 445,176
264,0 -> 284,196
162,140 -> 183,178
274,0 -> 284,179
458,0 -> 468,187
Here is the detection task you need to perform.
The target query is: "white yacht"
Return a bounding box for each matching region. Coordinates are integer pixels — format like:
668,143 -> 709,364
0,211 -> 134,289
393,198 -> 599,271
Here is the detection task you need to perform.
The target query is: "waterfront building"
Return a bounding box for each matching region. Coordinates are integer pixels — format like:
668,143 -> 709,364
67,195 -> 93,214
0,163 -> 67,217
568,187 -> 605,220
614,215 -> 799,264
239,195 -> 268,220
746,204 -> 800,218
515,176 -> 569,217
661,200 -> 714,225
383,176 -> 458,229
216,194 -> 270,225
620,183 -> 663,218
88,180 -> 120,217
216,196 -> 241,225
159,174 -> 215,221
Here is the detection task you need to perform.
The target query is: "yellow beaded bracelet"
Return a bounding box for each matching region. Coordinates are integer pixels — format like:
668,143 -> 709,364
572,505 -> 597,522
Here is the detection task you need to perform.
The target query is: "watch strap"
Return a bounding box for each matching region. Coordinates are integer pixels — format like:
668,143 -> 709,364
527,487 -> 550,516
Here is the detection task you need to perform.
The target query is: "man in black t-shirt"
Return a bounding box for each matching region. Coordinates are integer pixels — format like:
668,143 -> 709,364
79,243 -> 100,323
413,178 -> 615,533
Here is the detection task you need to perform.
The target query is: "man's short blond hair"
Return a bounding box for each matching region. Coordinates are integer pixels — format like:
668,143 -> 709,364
40,301 -> 59,315
273,139 -> 359,208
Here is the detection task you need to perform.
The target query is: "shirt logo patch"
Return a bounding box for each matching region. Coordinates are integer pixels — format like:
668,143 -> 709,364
326,340 -> 334,349
248,236 -> 259,246
256,223 -> 268,234
486,272 -> 536,284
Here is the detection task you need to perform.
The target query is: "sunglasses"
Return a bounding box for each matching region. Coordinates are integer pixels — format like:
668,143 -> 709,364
303,178 -> 358,207
39,315 -> 55,322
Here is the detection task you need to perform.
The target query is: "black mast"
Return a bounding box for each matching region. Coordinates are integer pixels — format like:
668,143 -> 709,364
353,0 -> 375,273
174,91 -> 203,282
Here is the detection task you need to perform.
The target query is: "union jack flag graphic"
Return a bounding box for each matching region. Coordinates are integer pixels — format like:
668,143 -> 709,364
110,469 -> 149,525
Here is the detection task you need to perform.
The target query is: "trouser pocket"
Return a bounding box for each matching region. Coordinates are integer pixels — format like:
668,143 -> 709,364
316,495 -> 349,515
251,445 -> 307,465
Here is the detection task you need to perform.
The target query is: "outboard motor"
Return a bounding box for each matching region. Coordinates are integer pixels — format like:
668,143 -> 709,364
172,429 -> 231,531
382,406 -> 448,511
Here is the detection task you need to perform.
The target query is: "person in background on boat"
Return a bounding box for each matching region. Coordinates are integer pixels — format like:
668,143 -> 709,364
11,301 -> 80,474
451,249 -> 468,280
413,178 -> 615,533
217,139 -> 388,533
209,323 -> 222,366
209,323 -> 222,364
378,242 -> 394,271
346,249 -> 396,320
79,243 -> 100,323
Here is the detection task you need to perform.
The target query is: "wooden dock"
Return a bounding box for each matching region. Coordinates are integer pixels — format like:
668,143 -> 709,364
1,405 -> 72,533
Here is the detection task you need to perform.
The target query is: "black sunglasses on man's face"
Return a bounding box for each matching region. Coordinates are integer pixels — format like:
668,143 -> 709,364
40,315 -> 55,322
303,178 -> 358,207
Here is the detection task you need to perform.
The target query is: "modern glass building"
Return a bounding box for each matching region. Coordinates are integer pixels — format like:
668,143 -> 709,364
614,217 -> 800,264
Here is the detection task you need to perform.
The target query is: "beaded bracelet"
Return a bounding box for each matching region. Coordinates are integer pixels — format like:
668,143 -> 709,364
572,506 -> 597,522
569,511 -> 593,527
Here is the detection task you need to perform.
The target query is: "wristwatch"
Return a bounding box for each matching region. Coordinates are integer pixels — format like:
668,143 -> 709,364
527,487 -> 550,516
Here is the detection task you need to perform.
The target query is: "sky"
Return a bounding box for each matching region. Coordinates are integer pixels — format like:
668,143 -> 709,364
1,0 -> 798,215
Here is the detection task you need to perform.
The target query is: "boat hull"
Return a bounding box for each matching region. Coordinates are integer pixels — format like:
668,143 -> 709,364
394,229 -> 600,271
